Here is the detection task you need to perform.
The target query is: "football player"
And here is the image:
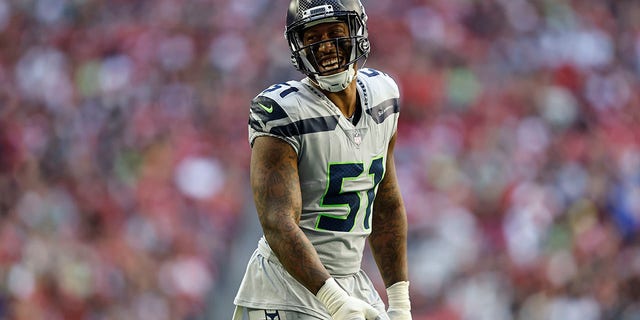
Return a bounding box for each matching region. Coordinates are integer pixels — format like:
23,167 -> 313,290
233,0 -> 411,319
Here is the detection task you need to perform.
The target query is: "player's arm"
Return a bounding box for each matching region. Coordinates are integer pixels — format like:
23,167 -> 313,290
369,132 -> 412,319
369,132 -> 408,285
250,135 -> 330,294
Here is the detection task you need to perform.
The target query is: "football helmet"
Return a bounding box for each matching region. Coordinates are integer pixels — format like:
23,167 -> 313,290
285,0 -> 370,92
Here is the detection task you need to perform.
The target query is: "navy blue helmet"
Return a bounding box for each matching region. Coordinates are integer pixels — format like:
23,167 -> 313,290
285,0 -> 370,78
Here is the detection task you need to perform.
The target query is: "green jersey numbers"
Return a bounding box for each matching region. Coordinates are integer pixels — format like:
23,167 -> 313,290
364,157 -> 384,229
317,157 -> 385,232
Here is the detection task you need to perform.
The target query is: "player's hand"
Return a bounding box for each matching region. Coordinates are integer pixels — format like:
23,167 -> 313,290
316,278 -> 380,320
386,281 -> 412,320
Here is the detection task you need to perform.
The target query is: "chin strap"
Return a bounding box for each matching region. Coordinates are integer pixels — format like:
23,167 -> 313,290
313,65 -> 356,92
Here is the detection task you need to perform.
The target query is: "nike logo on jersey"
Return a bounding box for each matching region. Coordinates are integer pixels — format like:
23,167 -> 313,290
378,104 -> 394,116
258,102 -> 273,113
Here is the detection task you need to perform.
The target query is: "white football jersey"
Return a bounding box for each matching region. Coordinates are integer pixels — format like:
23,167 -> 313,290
235,68 -> 399,316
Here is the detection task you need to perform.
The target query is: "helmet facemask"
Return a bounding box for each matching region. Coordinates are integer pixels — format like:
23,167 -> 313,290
300,36 -> 355,76
285,2 -> 369,91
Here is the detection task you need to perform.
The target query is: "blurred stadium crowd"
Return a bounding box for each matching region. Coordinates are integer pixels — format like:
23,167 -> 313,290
0,0 -> 639,319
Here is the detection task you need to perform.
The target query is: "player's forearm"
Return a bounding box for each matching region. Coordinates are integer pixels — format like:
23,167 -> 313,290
253,174 -> 331,294
369,173 -> 409,287
251,137 -> 333,294
369,209 -> 409,287
262,217 -> 331,294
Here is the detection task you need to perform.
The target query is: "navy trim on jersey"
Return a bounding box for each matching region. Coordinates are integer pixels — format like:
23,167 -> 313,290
366,98 -> 399,124
269,116 -> 340,138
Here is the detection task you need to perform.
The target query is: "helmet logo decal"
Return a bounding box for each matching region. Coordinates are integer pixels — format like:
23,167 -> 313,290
303,5 -> 334,18
359,38 -> 370,53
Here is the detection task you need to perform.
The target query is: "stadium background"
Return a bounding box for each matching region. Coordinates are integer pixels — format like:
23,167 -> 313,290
1,0 -> 640,319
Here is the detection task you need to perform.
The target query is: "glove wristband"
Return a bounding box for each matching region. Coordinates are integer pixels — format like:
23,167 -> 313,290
386,281 -> 411,311
316,278 -> 349,315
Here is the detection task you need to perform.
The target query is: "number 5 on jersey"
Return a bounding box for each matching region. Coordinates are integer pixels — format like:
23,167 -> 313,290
316,157 -> 384,232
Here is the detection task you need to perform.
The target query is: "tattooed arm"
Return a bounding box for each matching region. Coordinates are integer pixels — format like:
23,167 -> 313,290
250,136 -> 331,294
369,132 -> 409,287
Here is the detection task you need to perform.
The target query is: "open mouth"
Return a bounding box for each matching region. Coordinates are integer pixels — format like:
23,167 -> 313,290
318,56 -> 343,72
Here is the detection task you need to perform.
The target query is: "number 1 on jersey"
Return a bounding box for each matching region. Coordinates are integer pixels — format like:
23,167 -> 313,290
316,157 -> 384,232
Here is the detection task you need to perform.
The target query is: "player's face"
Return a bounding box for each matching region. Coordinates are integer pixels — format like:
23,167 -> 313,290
302,21 -> 352,75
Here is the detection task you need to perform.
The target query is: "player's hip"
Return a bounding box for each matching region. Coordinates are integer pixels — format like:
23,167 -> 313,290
234,244 -> 385,318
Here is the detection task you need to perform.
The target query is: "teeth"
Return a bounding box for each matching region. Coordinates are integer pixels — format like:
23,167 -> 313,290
321,58 -> 339,68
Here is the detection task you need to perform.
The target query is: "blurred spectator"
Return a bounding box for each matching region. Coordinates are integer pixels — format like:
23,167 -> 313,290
1,0 -> 640,319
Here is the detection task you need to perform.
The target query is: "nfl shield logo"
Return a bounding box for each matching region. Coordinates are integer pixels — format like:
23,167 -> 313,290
353,133 -> 362,145
349,129 -> 366,146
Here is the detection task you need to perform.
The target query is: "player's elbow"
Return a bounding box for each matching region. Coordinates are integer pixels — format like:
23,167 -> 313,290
259,210 -> 300,236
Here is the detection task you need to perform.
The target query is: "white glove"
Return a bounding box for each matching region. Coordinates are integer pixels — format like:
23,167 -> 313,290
386,281 -> 411,320
316,278 -> 381,320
